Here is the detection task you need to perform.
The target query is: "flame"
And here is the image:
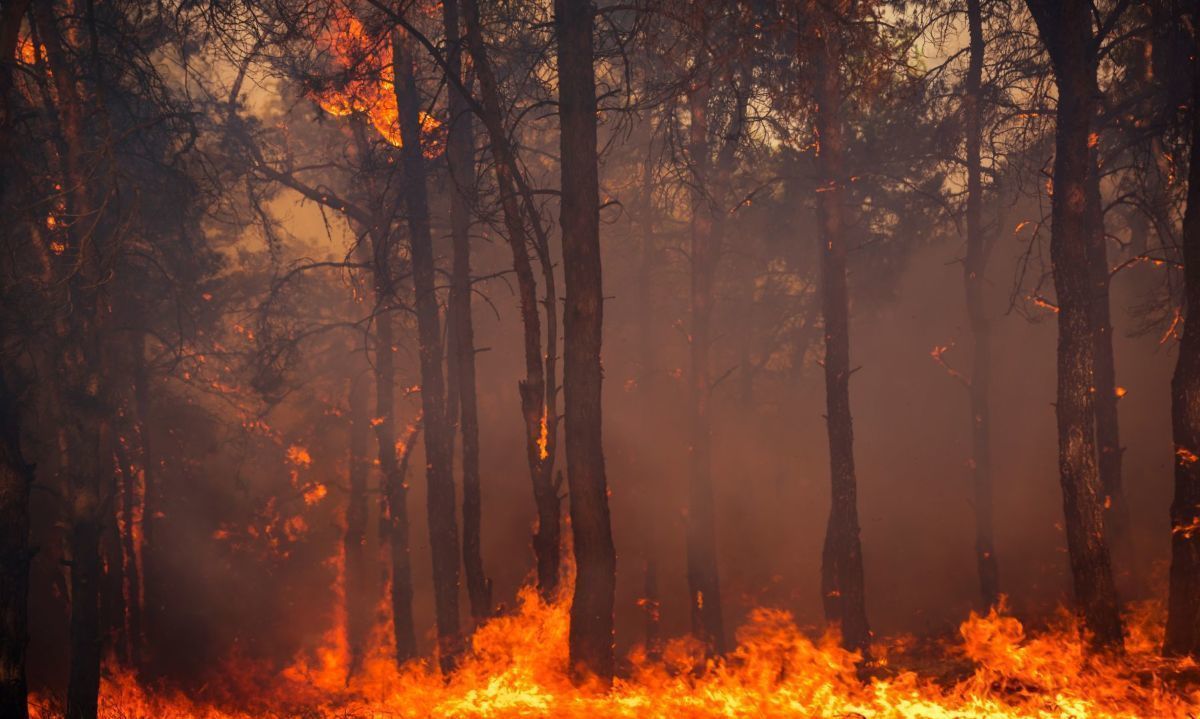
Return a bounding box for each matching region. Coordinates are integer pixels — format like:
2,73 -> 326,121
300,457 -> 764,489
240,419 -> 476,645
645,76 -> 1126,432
27,573 -> 1200,719
537,411 -> 550,461
286,444 -> 312,467
312,4 -> 444,155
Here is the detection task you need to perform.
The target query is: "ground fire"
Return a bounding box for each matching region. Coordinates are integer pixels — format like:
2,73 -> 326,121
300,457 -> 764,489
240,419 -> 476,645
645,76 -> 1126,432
2,1 -> 1200,718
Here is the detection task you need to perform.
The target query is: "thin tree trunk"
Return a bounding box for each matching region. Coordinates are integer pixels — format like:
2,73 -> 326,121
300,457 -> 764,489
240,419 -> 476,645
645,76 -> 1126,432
1025,0 -> 1124,649
112,436 -> 141,668
132,334 -> 160,671
374,307 -> 418,664
1164,0 -> 1200,657
442,0 -> 491,623
0,367 -> 33,719
1086,166 -> 1131,574
345,372 -> 372,676
555,0 -> 616,682
806,0 -> 871,654
685,80 -> 726,656
392,29 -> 461,669
461,0 -> 562,601
964,0 -> 1000,608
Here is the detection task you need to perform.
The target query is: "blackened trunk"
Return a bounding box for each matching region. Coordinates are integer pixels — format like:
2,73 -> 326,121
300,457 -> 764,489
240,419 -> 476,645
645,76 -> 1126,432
1164,0 -> 1200,657
685,84 -> 726,656
112,437 -> 141,667
808,1 -> 871,654
345,373 -> 372,675
461,0 -> 562,601
1086,166 -> 1131,575
0,368 -> 32,719
66,501 -> 102,719
374,309 -> 417,664
964,0 -> 1000,608
1025,0 -> 1124,649
393,30 -> 461,669
132,335 -> 162,673
555,0 -> 616,682
442,0 -> 491,623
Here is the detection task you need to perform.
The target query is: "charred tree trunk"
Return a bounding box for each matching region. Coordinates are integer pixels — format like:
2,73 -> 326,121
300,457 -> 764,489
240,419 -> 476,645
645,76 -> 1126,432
374,306 -> 418,664
555,0 -> 616,682
1164,3 -> 1200,657
685,82 -> 726,656
807,1 -> 871,654
462,0 -> 562,601
0,368 -> 32,719
1025,0 -> 1124,649
345,372 -> 372,675
393,29 -> 461,669
1086,166 -> 1131,575
112,437 -> 141,668
963,0 -> 1000,608
442,0 -> 491,623
132,334 -> 161,671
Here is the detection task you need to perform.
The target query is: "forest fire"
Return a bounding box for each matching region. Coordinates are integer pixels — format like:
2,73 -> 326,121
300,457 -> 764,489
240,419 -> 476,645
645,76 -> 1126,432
4,0 -> 1200,719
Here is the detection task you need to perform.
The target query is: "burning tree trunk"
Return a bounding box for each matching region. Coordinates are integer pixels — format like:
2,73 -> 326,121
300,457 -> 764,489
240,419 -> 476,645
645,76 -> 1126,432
0,368 -> 33,719
555,0 -> 616,682
345,372 -> 372,674
963,0 -> 1000,608
1086,167 -> 1131,573
392,28 -> 462,668
132,333 -> 163,672
461,0 -> 562,601
1025,0 -> 1124,649
441,0 -> 491,623
806,0 -> 871,654
374,303 -> 418,663
1164,5 -> 1200,657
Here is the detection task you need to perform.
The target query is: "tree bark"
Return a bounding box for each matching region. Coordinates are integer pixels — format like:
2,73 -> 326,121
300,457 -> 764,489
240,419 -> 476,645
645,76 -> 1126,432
0,367 -> 32,719
132,334 -> 162,672
807,0 -> 871,654
1025,0 -> 1124,649
461,0 -> 562,601
442,0 -> 491,624
112,436 -> 141,668
685,80 -> 726,656
392,29 -> 461,669
1164,0 -> 1200,657
555,0 -> 616,682
344,372 -> 372,676
963,0 -> 1000,608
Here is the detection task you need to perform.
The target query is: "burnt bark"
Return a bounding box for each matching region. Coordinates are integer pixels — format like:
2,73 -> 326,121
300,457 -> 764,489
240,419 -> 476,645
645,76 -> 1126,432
1164,0 -> 1200,657
807,0 -> 871,654
963,0 -> 1000,608
441,0 -> 491,623
1025,0 -> 1124,649
0,367 -> 32,719
132,334 -> 161,671
345,372 -> 372,675
392,29 -> 461,669
112,436 -> 141,668
555,0 -> 616,682
461,0 -> 562,601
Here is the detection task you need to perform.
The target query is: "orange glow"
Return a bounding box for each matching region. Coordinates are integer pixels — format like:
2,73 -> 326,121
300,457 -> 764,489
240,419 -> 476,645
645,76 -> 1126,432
28,583 -> 1200,718
537,411 -> 550,461
312,4 -> 444,155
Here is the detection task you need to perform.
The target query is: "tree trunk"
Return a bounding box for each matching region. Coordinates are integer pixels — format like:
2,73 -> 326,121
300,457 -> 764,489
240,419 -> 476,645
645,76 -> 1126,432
1025,0 -> 1124,649
685,81 -> 726,656
374,307 -> 418,664
392,29 -> 461,669
807,0 -> 871,654
1164,0 -> 1200,657
0,368 -> 32,719
1086,165 -> 1131,575
963,0 -> 1000,608
442,0 -> 491,624
461,0 -> 562,601
345,372 -> 372,676
132,334 -> 161,672
112,436 -> 141,668
555,0 -> 616,682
